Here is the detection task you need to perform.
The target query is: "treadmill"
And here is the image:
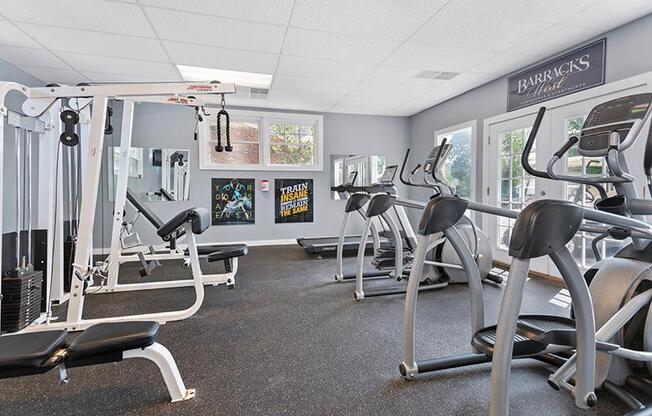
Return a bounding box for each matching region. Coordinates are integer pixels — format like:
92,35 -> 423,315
297,170 -> 396,256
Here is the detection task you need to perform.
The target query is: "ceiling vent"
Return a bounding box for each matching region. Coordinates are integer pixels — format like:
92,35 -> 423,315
414,70 -> 459,80
433,71 -> 459,80
249,87 -> 269,99
233,86 -> 269,99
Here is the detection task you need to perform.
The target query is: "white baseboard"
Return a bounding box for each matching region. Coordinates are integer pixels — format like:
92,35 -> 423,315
92,238 -> 298,255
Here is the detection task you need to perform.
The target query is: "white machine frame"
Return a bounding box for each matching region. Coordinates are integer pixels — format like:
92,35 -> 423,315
100,98 -> 239,294
0,81 -> 236,332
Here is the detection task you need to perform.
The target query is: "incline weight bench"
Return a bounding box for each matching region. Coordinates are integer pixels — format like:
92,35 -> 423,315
43,207 -> 234,332
0,321 -> 194,402
99,189 -> 247,294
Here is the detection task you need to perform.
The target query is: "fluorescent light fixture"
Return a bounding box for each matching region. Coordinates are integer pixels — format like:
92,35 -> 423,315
177,64 -> 272,89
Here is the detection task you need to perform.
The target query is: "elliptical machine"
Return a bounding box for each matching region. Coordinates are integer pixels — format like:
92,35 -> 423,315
351,143 -> 500,300
400,145 -> 497,286
490,95 -> 652,415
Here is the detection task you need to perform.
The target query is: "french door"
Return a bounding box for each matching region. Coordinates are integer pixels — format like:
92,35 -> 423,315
486,115 -> 552,273
484,83 -> 649,277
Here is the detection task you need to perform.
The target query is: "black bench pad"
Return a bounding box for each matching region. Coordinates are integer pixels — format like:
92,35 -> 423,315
207,245 -> 249,262
0,330 -> 67,369
157,208 -> 210,240
126,188 -> 166,229
67,322 -> 160,360
183,244 -> 248,257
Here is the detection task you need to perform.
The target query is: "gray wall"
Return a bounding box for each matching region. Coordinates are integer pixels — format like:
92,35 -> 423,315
1,59 -> 45,235
94,103 -> 410,248
408,12 -> 652,224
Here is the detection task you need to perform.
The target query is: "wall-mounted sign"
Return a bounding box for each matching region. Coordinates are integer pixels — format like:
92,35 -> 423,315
507,38 -> 606,112
275,179 -> 314,224
211,178 -> 255,225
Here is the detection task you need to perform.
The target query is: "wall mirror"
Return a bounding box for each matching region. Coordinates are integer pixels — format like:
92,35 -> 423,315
330,154 -> 386,200
107,147 -> 190,201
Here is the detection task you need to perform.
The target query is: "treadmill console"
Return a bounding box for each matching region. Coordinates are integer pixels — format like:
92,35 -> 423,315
379,165 -> 398,184
578,93 -> 652,157
345,171 -> 358,186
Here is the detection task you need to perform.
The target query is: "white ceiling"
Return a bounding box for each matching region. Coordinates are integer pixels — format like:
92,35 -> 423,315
0,0 -> 651,116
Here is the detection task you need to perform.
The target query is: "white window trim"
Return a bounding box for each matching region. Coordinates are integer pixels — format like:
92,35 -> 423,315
199,109 -> 324,171
434,119 -> 478,203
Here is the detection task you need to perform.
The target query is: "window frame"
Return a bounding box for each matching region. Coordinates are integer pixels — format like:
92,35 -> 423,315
199,109 -> 324,171
434,119 -> 478,203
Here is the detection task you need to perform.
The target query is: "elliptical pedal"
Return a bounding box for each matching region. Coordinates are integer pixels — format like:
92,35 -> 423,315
471,315 -> 576,357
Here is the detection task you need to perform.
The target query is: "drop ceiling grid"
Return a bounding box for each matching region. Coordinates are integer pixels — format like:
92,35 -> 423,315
0,0 -> 649,115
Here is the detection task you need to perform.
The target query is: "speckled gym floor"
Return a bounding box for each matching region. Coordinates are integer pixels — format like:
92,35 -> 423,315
0,245 -> 630,415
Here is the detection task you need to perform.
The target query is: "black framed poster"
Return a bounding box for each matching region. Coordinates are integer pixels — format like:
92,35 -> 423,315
211,178 -> 255,225
275,179 -> 314,224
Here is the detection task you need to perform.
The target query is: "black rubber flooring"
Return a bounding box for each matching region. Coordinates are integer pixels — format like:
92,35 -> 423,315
0,245 -> 630,415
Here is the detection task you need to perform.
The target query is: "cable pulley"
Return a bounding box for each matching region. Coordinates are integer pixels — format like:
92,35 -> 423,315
215,93 -> 232,152
59,109 -> 80,146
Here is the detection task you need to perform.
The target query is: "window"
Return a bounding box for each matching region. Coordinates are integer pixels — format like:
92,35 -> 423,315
269,121 -> 315,166
200,110 -> 323,171
210,118 -> 261,166
436,125 -> 474,200
497,127 -> 536,250
564,115 -> 626,269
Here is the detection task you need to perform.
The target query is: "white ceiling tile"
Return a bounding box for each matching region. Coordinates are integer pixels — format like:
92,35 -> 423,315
82,71 -> 175,82
2,0 -> 155,37
283,28 -> 400,64
17,24 -> 169,62
164,41 -> 278,74
19,65 -> 87,84
57,52 -> 179,79
347,82 -> 425,102
276,55 -> 373,82
144,7 -> 286,53
566,0 -> 652,31
0,45 -> 69,68
337,94 -> 416,109
384,43 -> 496,73
0,21 -> 40,48
446,0 -> 599,22
265,100 -> 332,112
329,103 -> 398,115
470,52 -> 542,76
393,107 -> 423,116
271,74 -> 357,96
139,0 -> 294,25
409,9 -> 551,51
509,25 -> 600,57
267,90 -> 343,106
442,72 -> 496,91
364,66 -> 425,84
290,0 -> 448,40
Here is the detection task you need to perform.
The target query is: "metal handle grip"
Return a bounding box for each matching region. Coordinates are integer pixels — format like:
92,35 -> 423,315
522,107 -> 549,179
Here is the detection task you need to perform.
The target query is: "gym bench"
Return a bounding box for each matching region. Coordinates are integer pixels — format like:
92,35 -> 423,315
0,321 -> 194,403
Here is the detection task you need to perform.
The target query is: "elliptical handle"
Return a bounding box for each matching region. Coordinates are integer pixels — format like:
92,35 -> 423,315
522,106 -> 550,179
431,137 -> 448,181
553,136 -> 579,159
399,148 -> 413,186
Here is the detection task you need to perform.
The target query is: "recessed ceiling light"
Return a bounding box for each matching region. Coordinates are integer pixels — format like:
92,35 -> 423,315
177,65 -> 273,89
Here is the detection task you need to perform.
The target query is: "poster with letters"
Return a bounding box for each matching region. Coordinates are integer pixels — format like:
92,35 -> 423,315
275,179 -> 314,224
211,178 -> 255,225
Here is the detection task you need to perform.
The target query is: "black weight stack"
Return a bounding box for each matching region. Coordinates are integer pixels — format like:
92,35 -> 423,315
1,267 -> 43,332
